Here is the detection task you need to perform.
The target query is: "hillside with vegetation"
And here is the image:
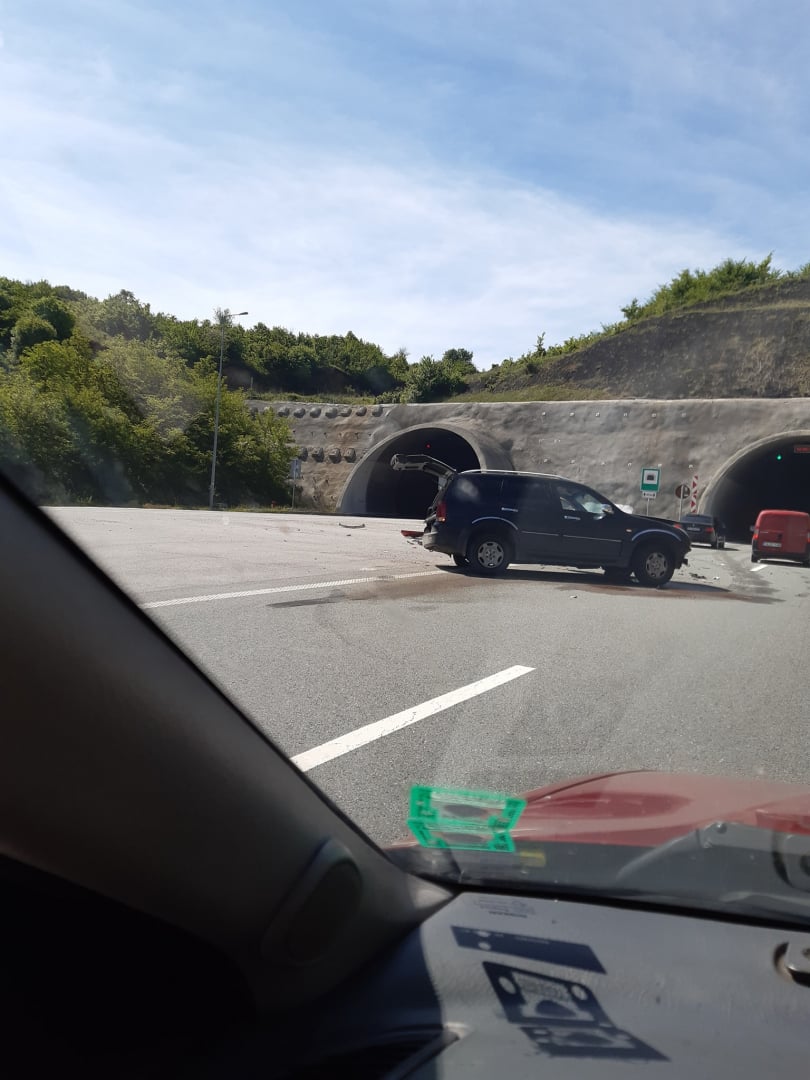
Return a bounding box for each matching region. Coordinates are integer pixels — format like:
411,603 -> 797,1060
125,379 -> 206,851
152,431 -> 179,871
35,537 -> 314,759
461,258 -> 810,401
0,284 -> 301,506
2,256 -> 809,505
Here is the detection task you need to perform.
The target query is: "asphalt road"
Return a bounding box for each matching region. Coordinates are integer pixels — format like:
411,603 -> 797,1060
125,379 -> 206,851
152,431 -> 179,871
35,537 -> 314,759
50,507 -> 810,847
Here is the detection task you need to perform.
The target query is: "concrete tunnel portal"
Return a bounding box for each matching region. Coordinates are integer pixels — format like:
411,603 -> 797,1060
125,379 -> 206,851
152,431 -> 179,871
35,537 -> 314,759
704,431 -> 810,540
339,424 -> 514,517
336,412 -> 810,533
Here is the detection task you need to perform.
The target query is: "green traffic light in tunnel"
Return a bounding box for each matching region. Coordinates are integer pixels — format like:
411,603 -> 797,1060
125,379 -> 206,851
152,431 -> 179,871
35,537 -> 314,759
776,453 -> 783,461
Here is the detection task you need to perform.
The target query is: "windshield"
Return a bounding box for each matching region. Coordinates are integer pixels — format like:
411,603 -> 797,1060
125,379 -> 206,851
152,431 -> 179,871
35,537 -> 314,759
4,1 -> 810,928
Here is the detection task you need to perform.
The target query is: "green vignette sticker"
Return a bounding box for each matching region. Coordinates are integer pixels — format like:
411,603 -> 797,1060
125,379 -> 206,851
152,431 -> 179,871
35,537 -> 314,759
408,785 -> 526,851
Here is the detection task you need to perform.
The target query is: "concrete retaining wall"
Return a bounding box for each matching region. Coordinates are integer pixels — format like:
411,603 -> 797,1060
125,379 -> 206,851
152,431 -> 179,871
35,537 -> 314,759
251,398 -> 810,519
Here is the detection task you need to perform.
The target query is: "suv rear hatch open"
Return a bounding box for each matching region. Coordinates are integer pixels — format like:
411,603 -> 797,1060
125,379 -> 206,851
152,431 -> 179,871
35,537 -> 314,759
389,453 -> 457,480
391,454 -> 457,539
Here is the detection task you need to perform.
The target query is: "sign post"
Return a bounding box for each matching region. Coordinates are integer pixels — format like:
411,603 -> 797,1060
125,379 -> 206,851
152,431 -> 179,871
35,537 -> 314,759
289,458 -> 302,510
640,468 -> 661,517
675,483 -> 690,520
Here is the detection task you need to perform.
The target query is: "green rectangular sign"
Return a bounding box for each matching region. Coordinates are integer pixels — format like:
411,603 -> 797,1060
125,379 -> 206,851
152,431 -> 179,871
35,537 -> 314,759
640,467 -> 661,493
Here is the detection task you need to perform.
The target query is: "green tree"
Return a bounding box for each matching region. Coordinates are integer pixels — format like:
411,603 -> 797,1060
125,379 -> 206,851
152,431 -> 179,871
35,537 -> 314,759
388,347 -> 409,383
441,347 -> 476,373
0,286 -> 14,352
97,289 -> 155,340
103,337 -> 209,434
185,386 -> 295,505
10,314 -> 57,358
0,368 -> 77,500
30,296 -> 76,340
235,407 -> 297,502
154,315 -> 215,366
404,354 -> 469,402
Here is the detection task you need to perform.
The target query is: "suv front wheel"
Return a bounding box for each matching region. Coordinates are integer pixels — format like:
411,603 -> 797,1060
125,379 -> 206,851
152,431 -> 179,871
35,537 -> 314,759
632,543 -> 676,587
466,533 -> 513,576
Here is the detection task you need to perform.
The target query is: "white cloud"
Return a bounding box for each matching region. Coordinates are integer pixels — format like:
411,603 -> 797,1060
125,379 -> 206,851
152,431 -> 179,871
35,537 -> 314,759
0,114 -> 745,365
1,2 -> 803,368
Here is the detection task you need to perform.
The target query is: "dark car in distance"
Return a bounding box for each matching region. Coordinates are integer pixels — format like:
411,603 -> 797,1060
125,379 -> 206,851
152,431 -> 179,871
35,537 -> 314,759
392,455 -> 690,587
680,513 -> 726,548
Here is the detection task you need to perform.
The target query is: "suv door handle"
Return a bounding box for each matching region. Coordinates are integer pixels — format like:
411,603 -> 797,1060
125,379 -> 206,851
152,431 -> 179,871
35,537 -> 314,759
564,515 -> 581,521
501,507 -> 518,512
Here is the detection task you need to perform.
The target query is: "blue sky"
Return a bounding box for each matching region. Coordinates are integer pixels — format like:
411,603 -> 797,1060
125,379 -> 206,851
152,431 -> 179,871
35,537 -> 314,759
2,0 -> 809,366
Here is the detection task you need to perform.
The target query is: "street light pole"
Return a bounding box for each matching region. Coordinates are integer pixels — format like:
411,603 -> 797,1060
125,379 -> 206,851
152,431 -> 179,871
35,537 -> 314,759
209,308 -> 248,510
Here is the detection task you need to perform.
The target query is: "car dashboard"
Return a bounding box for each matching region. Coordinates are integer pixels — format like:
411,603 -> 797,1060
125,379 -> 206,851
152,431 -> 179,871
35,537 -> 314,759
224,889 -> 810,1078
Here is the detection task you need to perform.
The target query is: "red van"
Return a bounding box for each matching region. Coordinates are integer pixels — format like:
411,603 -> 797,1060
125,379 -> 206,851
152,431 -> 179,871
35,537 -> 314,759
751,509 -> 810,565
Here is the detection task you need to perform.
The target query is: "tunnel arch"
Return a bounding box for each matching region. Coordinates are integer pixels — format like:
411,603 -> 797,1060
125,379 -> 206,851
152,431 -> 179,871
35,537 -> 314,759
702,430 -> 810,540
339,422 -> 514,517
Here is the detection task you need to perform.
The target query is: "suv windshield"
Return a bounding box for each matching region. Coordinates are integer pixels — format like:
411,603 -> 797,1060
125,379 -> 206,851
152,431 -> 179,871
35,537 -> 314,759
3,2 -> 810,930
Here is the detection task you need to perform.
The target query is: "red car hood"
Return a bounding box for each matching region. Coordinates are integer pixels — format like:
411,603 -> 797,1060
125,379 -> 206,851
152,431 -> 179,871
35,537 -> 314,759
513,770 -> 810,847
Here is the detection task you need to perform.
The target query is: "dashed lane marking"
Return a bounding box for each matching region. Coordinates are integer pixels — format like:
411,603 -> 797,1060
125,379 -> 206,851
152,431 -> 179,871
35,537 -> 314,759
292,665 -> 536,772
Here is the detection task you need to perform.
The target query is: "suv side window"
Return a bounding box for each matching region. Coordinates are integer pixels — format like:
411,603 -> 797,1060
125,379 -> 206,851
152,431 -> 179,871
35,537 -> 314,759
449,473 -> 502,506
502,476 -> 554,509
551,481 -> 609,516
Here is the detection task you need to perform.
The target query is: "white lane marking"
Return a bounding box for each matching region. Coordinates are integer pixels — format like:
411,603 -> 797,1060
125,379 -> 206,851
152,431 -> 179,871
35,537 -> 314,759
750,564 -> 765,573
141,569 -> 443,609
292,665 -> 535,772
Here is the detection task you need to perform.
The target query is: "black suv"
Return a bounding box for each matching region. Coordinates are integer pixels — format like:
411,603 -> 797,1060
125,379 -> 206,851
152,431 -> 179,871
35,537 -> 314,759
391,455 -> 690,587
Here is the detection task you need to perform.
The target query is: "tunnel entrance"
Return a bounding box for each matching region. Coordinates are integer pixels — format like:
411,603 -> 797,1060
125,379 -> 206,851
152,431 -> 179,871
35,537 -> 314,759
362,427 -> 480,517
706,433 -> 810,540
338,423 -> 505,517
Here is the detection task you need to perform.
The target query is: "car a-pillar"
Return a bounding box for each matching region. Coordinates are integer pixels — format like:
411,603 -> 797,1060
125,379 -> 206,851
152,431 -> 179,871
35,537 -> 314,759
338,423 -> 514,517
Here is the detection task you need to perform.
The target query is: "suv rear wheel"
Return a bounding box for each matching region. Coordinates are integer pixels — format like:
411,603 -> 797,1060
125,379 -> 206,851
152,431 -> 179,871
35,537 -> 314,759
466,533 -> 513,576
632,544 -> 675,587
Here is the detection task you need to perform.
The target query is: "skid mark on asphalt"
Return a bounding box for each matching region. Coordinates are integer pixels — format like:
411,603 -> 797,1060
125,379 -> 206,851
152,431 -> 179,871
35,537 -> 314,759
547,579 -> 776,603
141,569 -> 444,609
272,592 -> 346,609
267,569 -> 480,608
292,665 -> 535,772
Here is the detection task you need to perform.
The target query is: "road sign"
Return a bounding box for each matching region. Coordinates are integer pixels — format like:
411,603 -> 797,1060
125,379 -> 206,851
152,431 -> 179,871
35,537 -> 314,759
675,483 -> 690,499
690,474 -> 699,512
794,445 -> 810,454
642,491 -> 657,500
288,458 -> 302,510
640,468 -> 660,493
